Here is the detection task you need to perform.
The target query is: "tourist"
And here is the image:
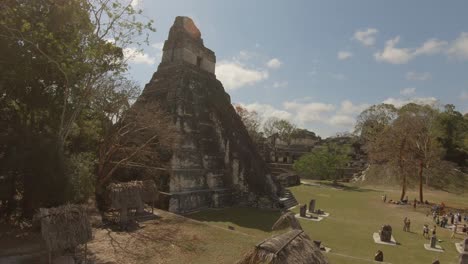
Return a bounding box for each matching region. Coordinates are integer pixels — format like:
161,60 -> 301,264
440,216 -> 446,228
403,217 -> 408,231
382,194 -> 387,203
423,224 -> 429,239
450,213 -> 454,225
432,225 -> 437,236
451,224 -> 457,238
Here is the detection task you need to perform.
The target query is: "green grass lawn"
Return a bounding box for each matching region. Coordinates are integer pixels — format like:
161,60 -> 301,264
189,183 -> 468,264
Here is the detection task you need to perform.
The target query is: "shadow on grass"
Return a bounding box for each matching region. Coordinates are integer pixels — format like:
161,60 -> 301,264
187,207 -> 281,232
304,181 -> 378,193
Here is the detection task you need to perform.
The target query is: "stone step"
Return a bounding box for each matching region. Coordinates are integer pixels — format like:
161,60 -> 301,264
279,189 -> 298,209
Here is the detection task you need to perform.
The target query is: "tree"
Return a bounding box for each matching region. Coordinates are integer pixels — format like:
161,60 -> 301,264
263,118 -> 296,146
359,104 -> 413,200
361,103 -> 443,201
399,103 -> 443,202
355,104 -> 398,149
433,104 -> 468,166
0,0 -> 156,216
293,143 -> 350,183
96,103 -> 179,195
234,104 -> 263,144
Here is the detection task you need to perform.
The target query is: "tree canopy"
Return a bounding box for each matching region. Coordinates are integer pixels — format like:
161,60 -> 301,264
0,0 -> 159,217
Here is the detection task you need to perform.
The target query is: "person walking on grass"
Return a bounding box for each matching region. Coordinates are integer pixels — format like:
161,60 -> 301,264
403,217 -> 408,231
451,224 -> 457,239
423,224 -> 429,239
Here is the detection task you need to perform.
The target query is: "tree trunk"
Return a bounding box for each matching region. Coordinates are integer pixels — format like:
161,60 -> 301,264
419,160 -> 424,202
399,139 -> 407,201
400,173 -> 406,201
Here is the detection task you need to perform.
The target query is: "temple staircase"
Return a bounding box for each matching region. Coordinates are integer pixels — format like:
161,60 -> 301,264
280,189 -> 298,209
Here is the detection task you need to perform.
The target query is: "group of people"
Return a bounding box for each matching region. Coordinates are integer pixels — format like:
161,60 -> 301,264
381,194 -> 425,210
431,210 -> 468,238
422,224 -> 436,239
432,211 -> 467,226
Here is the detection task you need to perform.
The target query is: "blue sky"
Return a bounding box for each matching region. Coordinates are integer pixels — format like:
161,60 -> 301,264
125,0 -> 468,137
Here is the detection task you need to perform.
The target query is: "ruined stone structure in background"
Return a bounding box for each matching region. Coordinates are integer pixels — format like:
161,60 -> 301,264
134,17 -> 281,213
268,134 -> 368,183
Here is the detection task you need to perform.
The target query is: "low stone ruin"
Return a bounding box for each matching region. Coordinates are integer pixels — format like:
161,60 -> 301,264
300,204 -> 307,217
460,238 -> 468,264
108,181 -> 153,226
308,199 -> 316,213
374,250 -> 383,262
38,204 -> 92,263
430,235 -> 437,248
379,225 -> 392,242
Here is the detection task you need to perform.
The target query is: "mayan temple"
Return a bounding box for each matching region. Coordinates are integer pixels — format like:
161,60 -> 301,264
134,16 -> 282,213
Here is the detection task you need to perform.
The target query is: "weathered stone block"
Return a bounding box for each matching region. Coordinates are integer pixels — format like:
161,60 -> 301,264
380,225 -> 392,242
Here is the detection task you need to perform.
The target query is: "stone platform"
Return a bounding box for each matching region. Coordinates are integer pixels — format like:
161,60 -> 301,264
424,244 -> 444,252
456,242 -> 465,254
373,233 -> 397,246
295,214 -> 324,222
309,212 -> 330,217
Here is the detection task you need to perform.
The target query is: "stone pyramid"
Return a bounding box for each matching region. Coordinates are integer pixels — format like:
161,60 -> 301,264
134,16 -> 280,213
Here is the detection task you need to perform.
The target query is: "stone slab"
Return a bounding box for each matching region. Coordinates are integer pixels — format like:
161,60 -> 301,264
456,242 -> 465,254
424,244 -> 444,252
295,214 -> 324,222
322,247 -> 332,253
373,232 -> 397,246
308,212 -> 330,217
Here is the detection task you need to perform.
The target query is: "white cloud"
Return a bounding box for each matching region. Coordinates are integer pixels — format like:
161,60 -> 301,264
448,32 -> 468,60
216,61 -> 268,90
123,47 -> 156,65
414,39 -> 448,56
400,87 -> 416,96
237,50 -> 257,61
239,102 -> 292,121
330,73 -> 346,80
151,42 -> 164,50
353,28 -> 379,47
131,0 -> 141,8
382,96 -> 438,108
266,58 -> 282,69
283,101 -> 335,123
237,99 -> 371,137
272,81 -> 288,88
460,90 -> 468,101
338,51 -> 353,60
328,115 -> 355,127
374,36 -> 414,64
338,100 -> 370,115
375,37 -> 450,64
406,72 -> 431,81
